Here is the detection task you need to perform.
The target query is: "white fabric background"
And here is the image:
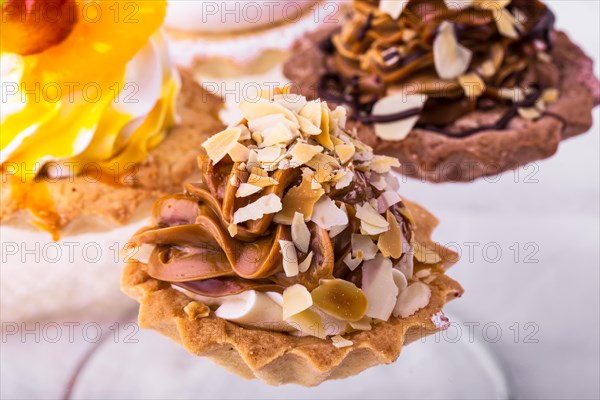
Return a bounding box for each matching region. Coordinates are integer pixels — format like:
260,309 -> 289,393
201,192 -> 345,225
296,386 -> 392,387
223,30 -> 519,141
1,1 -> 598,399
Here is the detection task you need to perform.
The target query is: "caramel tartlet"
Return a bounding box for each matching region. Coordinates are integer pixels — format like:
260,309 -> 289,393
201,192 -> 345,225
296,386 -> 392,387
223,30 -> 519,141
284,0 -> 600,182
122,90 -> 463,386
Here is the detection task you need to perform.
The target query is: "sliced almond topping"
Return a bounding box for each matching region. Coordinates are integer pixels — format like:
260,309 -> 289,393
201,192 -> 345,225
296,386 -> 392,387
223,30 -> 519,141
356,202 -> 389,229
274,174 -> 324,224
415,268 -> 431,279
289,142 -> 323,167
291,212 -> 311,253
377,190 -> 401,213
285,308 -> 326,339
369,173 -> 387,191
349,316 -> 372,331
227,142 -> 250,163
311,279 -> 368,322
256,146 -> 282,163
227,223 -> 238,238
331,335 -> 353,348
458,73 -> 486,98
379,0 -> 405,19
298,251 -> 313,273
247,167 -> 278,188
235,183 -> 262,198
201,127 -> 242,164
273,93 -> 308,113
279,240 -> 299,277
542,88 -> 559,104
314,103 -> 334,151
247,113 -> 297,134
392,268 -> 408,292
239,98 -> 298,125
260,123 -> 295,148
369,155 -> 400,174
343,252 -> 363,271
335,169 -> 354,190
330,106 -> 348,131
299,100 -> 322,127
351,233 -> 378,261
378,210 -> 403,259
372,93 -> 427,141
335,144 -> 355,164
495,8 -> 519,39
498,87 -> 525,102
282,284 -> 313,319
232,193 -> 282,224
305,153 -> 340,183
362,254 -> 399,321
433,21 -> 473,80
298,115 -> 322,136
311,196 -> 349,230
393,282 -> 431,318
184,301 -> 210,320
413,242 -> 442,264
480,60 -> 496,78
518,107 -> 541,120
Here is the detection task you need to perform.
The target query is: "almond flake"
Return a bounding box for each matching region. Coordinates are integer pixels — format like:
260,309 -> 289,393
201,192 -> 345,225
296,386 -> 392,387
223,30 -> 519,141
260,123 -> 295,148
377,190 -> 401,213
291,212 -> 311,253
372,94 -> 427,141
331,106 -> 348,131
311,196 -> 349,230
236,183 -> 262,198
228,223 -> 238,238
542,88 -> 559,104
369,155 -> 400,174
279,240 -> 299,277
315,103 -> 334,151
369,173 -> 388,191
273,94 -> 308,113
433,21 -> 473,80
201,127 -> 242,164
184,301 -> 210,320
298,251 -> 313,273
393,282 -> 431,318
377,210 -> 403,259
356,202 -> 389,229
349,316 -> 372,331
248,113 -> 297,134
256,146 -> 282,163
392,269 -> 408,292
298,115 -> 322,136
239,98 -> 298,125
351,234 -> 379,261
331,335 -> 353,348
290,142 -> 323,167
228,142 -> 250,162
335,144 -> 355,164
283,284 -> 312,319
495,8 -> 519,39
285,308 -> 326,339
343,252 -> 363,271
274,174 -> 324,224
362,254 -> 399,321
518,107 -> 541,120
498,87 -> 526,102
335,170 -> 354,190
232,193 -> 282,224
299,100 -> 322,127
379,0 -> 405,19
458,73 -> 486,98
247,167 -> 278,187
305,153 -> 340,183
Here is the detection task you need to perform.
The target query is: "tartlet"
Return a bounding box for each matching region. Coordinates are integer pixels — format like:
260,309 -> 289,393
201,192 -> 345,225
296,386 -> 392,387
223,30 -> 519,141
284,0 -> 600,182
122,90 -> 463,385
0,1 -> 224,322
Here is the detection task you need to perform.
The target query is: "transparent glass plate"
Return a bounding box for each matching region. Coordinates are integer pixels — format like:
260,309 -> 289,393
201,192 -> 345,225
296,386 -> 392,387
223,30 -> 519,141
67,314 -> 510,399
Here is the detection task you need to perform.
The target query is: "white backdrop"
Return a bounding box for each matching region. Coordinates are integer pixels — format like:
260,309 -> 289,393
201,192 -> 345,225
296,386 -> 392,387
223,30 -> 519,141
1,1 -> 598,399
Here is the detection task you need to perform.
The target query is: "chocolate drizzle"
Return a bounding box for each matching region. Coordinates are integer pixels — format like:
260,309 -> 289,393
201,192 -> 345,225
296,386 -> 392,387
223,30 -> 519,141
316,0 -> 558,139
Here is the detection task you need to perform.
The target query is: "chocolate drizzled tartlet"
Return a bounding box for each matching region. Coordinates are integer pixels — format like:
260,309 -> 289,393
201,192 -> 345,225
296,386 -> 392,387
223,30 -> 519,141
284,0 -> 599,182
122,91 -> 463,385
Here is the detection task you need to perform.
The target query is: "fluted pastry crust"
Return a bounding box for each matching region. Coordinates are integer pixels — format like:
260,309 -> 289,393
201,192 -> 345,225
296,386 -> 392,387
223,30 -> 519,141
122,200 -> 463,386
